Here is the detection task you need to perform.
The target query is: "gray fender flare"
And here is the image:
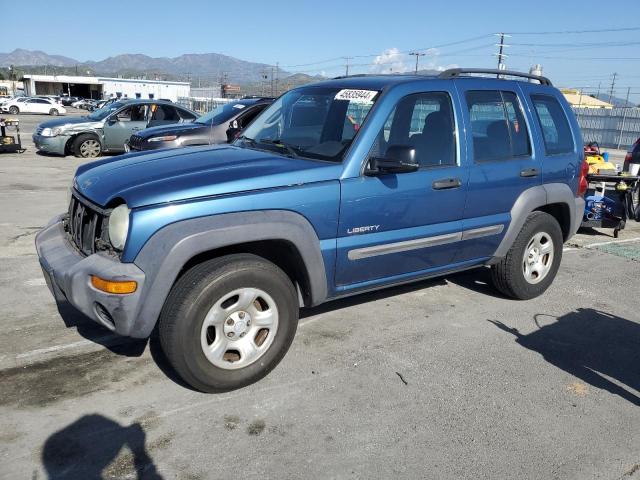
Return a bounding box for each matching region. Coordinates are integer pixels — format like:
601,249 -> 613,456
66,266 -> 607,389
491,183 -> 583,261
130,210 -> 328,337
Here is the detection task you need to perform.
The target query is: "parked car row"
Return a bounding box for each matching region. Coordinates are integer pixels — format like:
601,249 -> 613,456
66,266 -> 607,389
0,96 -> 66,116
32,97 -> 274,158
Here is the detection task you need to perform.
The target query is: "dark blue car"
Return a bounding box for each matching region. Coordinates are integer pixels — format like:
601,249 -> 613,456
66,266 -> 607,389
36,69 -> 586,392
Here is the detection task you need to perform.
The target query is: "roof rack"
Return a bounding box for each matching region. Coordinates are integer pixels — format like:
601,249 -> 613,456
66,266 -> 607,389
438,68 -> 552,86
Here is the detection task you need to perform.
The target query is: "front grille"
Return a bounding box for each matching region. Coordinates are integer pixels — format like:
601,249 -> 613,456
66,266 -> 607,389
128,135 -> 143,151
66,193 -> 107,256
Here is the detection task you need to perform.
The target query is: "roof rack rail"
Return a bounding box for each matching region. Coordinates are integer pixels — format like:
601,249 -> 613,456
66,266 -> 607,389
332,73 -> 376,80
438,68 -> 552,86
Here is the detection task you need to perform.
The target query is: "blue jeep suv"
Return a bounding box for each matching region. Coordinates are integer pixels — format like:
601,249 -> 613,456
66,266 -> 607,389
35,69 -> 587,392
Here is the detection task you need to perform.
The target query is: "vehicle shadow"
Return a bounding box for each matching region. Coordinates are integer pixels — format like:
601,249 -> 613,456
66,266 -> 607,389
55,299 -> 147,357
41,414 -> 163,479
443,266 -> 508,299
489,308 -> 640,406
300,275 -> 448,319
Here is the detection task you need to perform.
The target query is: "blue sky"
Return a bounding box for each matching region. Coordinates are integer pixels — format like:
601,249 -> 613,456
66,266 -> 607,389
5,0 -> 640,101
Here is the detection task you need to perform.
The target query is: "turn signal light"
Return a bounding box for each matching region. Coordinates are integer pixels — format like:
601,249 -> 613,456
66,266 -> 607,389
91,275 -> 137,294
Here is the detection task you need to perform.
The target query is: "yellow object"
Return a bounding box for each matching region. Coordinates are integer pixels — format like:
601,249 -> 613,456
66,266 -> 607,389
91,275 -> 137,294
585,154 -> 616,174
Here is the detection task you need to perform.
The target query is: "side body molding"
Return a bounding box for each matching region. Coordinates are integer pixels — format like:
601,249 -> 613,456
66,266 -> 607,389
131,210 -> 328,337
491,183 -> 583,261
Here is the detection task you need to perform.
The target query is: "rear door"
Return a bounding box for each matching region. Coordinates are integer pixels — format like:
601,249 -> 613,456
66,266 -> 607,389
336,87 -> 469,287
453,82 -> 541,262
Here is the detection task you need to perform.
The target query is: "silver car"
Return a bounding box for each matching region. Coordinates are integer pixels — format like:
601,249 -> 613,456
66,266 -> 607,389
32,99 -> 198,158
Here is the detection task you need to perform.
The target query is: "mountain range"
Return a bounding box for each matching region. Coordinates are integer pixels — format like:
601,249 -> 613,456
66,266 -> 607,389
0,48 -> 291,84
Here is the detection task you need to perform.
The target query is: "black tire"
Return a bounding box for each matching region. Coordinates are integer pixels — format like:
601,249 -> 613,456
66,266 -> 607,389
49,108 -> 59,116
158,253 -> 299,393
8,106 -> 18,114
73,134 -> 102,158
490,211 -> 563,300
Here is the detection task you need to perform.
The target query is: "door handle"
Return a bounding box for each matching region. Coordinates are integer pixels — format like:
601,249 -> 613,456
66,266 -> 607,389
520,168 -> 539,178
432,178 -> 462,190
131,127 -> 141,131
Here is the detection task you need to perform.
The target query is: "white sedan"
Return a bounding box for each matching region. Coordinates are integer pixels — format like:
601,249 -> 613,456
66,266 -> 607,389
3,98 -> 66,116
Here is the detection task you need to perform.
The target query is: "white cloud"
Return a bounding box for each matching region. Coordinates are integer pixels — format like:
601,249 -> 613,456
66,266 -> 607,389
370,48 -> 409,74
369,47 -> 457,74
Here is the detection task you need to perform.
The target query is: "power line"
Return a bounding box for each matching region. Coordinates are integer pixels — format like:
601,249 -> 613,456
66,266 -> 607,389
504,26 -> 640,35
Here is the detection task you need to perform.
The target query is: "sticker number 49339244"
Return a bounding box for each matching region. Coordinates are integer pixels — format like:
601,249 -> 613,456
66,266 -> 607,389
334,89 -> 378,104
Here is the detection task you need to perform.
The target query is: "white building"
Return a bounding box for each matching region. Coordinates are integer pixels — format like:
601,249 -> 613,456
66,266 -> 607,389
22,74 -> 190,102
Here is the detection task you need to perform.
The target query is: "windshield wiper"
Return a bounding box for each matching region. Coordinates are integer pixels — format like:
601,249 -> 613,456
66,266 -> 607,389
258,139 -> 300,158
237,134 -> 257,146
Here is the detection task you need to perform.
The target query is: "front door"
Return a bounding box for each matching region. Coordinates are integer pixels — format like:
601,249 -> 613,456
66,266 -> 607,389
335,90 -> 469,288
104,104 -> 149,151
453,83 -> 542,262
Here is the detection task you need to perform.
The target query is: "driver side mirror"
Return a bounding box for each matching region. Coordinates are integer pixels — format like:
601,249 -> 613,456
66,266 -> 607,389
107,115 -> 118,125
365,145 -> 419,176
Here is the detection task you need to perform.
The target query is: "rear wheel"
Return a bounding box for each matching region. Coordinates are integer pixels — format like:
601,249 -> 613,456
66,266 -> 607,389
158,254 -> 299,392
73,134 -> 102,158
491,211 -> 563,300
49,108 -> 59,116
8,106 -> 18,115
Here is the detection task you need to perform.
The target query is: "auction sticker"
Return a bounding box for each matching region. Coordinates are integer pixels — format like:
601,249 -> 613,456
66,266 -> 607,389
334,89 -> 378,104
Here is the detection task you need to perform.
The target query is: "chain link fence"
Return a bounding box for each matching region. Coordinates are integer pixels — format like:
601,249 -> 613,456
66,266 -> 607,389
573,107 -> 640,150
176,96 -> 233,115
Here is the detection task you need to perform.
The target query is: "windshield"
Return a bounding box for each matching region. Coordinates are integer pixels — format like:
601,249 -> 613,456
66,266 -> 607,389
87,101 -> 126,120
236,86 -> 379,162
196,102 -> 251,125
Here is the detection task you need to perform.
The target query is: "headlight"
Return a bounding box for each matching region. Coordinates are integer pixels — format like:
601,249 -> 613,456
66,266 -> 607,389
148,135 -> 178,142
108,204 -> 130,251
40,127 -> 63,137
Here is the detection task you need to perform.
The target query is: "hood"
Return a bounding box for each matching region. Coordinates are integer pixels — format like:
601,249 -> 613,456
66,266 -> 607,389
135,122 -> 207,139
74,145 -> 342,208
38,116 -> 101,130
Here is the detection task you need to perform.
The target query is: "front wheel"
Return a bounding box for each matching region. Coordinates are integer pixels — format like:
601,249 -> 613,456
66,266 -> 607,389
73,134 -> 102,158
49,108 -> 59,116
158,254 -> 299,392
491,211 -> 563,300
8,106 -> 18,114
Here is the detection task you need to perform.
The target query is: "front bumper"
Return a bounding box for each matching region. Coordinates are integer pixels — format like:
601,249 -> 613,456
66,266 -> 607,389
35,216 -> 147,337
32,134 -> 68,155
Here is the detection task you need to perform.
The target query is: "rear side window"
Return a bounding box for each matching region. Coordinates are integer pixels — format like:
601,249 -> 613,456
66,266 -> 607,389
530,94 -> 574,155
466,90 -> 531,162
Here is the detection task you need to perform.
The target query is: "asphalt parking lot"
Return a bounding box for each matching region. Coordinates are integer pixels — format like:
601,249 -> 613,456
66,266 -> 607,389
1,112 -> 639,479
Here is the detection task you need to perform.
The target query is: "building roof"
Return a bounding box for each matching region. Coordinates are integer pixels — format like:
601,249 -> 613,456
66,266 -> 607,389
22,74 -> 189,86
561,89 -> 613,109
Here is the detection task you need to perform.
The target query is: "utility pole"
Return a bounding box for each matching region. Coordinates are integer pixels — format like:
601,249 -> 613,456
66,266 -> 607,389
494,33 -> 511,71
409,52 -> 426,74
343,57 -> 353,76
270,65 -> 275,96
275,62 -> 279,96
608,72 -> 617,105
596,82 -> 601,97
617,86 -> 632,149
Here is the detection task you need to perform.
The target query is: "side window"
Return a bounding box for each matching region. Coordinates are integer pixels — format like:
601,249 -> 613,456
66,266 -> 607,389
370,92 -> 456,167
178,108 -> 197,121
530,94 -> 574,155
116,105 -> 148,122
151,104 -> 180,122
238,105 -> 264,128
466,90 -> 531,162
